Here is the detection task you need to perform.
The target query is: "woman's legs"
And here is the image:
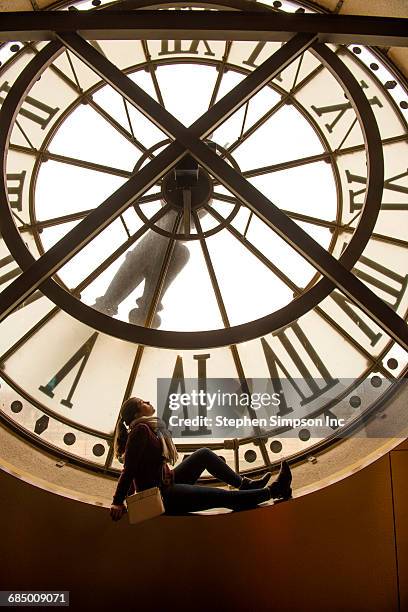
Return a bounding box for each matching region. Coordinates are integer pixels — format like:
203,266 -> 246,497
163,456 -> 291,514
164,447 -> 275,514
172,447 -> 243,488
162,483 -> 271,515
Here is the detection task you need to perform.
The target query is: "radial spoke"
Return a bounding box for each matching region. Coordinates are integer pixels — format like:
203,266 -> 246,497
212,191 -> 339,231
194,211 -> 230,327
279,210 -> 338,230
194,210 -> 279,456
204,204 -> 298,291
208,41 -> 232,109
64,49 -> 82,92
225,56 -> 328,157
23,209 -> 95,233
336,132 -> 408,154
340,226 -> 408,249
225,96 -> 286,156
243,152 -> 331,178
122,97 -> 135,138
214,133 -> 407,188
9,143 -> 132,179
28,42 -> 81,94
182,189 -> 192,238
291,53 -> 304,90
19,192 -> 161,234
88,98 -> 153,157
45,150 -> 132,177
141,40 -> 165,107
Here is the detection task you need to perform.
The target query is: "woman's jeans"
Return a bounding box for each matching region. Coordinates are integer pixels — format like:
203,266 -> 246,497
161,447 -> 271,514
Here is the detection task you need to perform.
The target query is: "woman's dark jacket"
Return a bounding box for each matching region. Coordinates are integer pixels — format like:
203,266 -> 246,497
112,423 -> 174,505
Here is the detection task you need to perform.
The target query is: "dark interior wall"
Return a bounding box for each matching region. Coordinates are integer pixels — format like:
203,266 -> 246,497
1,448 -> 407,612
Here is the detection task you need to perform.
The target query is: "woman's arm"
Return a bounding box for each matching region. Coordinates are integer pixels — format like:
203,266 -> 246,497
111,424 -> 150,506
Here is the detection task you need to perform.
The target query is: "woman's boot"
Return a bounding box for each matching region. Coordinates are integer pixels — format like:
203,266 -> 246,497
239,472 -> 272,490
268,461 -> 292,501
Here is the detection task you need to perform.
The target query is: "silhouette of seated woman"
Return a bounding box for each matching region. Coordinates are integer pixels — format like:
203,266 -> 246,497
110,397 -> 292,520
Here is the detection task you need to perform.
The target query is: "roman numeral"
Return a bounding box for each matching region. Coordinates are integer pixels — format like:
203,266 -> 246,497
161,354 -> 212,436
261,338 -> 293,417
0,80 -> 59,129
261,321 -> 339,410
311,81 -> 382,134
6,171 -> 26,212
39,332 -> 98,408
243,42 -> 282,81
158,40 -> 215,57
346,168 -> 408,213
0,245 -> 43,310
353,255 -> 408,311
189,354 -> 212,435
322,408 -> 340,430
243,42 -> 267,68
0,253 -> 20,289
330,290 -> 382,346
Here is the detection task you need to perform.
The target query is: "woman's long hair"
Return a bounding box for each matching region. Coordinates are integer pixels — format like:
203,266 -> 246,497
113,397 -> 143,460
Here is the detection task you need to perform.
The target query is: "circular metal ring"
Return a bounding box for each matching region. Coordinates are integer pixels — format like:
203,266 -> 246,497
132,138 -> 241,240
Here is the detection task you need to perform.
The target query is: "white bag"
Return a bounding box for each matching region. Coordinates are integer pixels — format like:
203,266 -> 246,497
126,486 -> 165,524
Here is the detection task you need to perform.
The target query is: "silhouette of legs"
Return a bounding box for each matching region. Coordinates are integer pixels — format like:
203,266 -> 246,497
162,448 -> 271,514
162,483 -> 271,514
173,447 -> 242,487
92,211 -> 189,327
128,240 -> 189,326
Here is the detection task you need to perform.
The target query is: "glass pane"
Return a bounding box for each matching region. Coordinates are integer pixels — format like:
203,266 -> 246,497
232,105 -> 324,170
157,63 -> 218,126
51,47 -> 101,91
245,210 -> 320,288
48,102 -> 140,169
92,79 -> 166,148
157,238 -> 225,331
247,160 -> 336,222
36,160 -> 127,220
206,226 -> 293,325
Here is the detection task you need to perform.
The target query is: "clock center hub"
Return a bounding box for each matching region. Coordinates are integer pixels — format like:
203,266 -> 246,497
161,153 -> 214,211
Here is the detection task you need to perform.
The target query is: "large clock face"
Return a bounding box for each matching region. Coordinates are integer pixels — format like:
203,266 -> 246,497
0,0 -> 407,482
